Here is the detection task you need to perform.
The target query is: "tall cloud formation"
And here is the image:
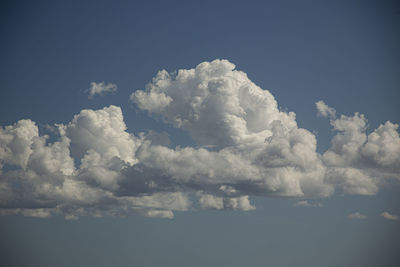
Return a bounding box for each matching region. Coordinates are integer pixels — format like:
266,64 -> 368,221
1,59 -> 399,219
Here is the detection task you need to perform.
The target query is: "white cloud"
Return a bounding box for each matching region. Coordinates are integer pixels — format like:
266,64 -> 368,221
66,105 -> 138,166
131,87 -> 172,112
361,121 -> 400,168
325,167 -> 378,195
320,102 -> 400,195
225,196 -> 255,211
130,59 -> 333,198
294,200 -> 323,207
0,119 -> 38,169
198,193 -> 255,211
130,59 -> 297,149
316,100 -> 336,118
143,209 -> 174,219
1,59 -> 399,219
0,106 -> 185,219
198,194 -> 224,210
381,211 -> 399,221
348,212 -> 367,219
87,81 -> 117,99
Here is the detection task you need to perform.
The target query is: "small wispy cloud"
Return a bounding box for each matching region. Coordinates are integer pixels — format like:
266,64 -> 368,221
348,212 -> 367,219
87,81 -> 117,99
380,211 -> 399,221
294,200 -> 323,207
316,100 -> 336,119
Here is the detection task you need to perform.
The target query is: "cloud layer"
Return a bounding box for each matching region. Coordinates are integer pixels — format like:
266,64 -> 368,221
1,59 -> 399,219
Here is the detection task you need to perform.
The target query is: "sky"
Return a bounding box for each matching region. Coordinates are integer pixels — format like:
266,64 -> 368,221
0,0 -> 399,266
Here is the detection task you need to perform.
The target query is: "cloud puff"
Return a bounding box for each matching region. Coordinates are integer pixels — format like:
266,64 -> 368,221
1,59 -> 399,219
86,81 -> 117,99
381,211 -> 399,221
319,101 -> 400,195
348,212 -> 367,219
0,119 -> 38,169
316,100 -> 336,119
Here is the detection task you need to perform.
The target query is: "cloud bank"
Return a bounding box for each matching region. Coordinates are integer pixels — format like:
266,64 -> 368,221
1,59 -> 399,219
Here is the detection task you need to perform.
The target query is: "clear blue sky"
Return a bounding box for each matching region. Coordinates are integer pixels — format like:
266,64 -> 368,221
1,1 -> 399,266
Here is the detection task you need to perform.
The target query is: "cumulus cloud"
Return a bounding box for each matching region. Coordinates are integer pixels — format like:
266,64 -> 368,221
131,59 -> 333,198
319,101 -> 400,195
0,119 -> 38,169
86,81 -> 117,99
1,59 -> 399,219
348,212 -> 367,219
381,211 -> 399,221
131,60 -> 298,149
0,106 -> 191,219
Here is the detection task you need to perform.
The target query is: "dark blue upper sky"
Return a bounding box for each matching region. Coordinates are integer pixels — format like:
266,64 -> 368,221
0,1 -> 399,266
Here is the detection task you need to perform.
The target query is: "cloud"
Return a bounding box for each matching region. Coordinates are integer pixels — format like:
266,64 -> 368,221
66,105 -> 138,166
0,208 -> 52,218
198,194 -> 224,210
381,211 -> 399,221
1,59 -> 399,219
130,59 -> 333,198
130,60 -> 297,149
86,81 -> 117,99
320,102 -> 400,195
316,100 -> 336,119
294,200 -> 323,207
198,193 -> 255,211
348,212 -> 367,219
0,106 -> 190,219
0,119 -> 38,169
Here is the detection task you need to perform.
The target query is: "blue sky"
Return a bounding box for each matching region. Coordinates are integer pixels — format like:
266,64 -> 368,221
1,1 -> 399,266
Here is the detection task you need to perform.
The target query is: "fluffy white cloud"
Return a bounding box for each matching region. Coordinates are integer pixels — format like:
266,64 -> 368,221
131,59 -> 297,149
361,121 -> 400,168
0,106 -> 188,219
198,194 -> 224,210
87,81 -> 117,99
320,101 -> 400,195
0,119 -> 38,169
348,212 -> 367,219
380,211 -> 399,221
65,105 -> 138,166
1,60 -> 399,219
325,167 -> 378,195
131,59 -> 333,198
